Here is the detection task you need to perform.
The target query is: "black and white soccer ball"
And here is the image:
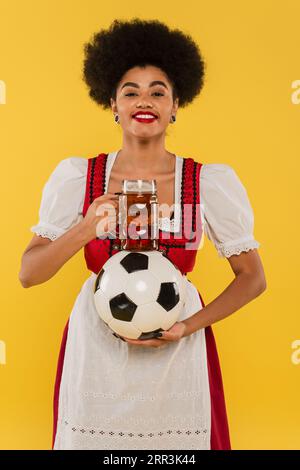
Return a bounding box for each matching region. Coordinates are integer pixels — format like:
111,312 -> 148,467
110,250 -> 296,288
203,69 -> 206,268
93,250 -> 187,340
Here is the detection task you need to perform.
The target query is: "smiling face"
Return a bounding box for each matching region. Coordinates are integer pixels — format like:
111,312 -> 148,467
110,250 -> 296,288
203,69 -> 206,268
110,65 -> 179,138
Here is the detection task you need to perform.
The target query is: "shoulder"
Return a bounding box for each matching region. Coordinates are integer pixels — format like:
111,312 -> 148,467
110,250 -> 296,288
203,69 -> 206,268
199,162 -> 248,194
200,162 -> 236,177
50,156 -> 88,178
45,157 -> 88,186
41,157 -> 88,197
180,158 -> 240,188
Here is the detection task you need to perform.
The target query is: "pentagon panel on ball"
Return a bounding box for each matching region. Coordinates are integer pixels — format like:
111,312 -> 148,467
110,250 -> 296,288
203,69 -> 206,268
93,250 -> 187,340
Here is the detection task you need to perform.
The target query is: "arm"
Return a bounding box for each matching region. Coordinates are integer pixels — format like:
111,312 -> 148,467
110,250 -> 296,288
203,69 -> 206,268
19,193 -> 119,288
19,222 -> 91,288
182,248 -> 267,336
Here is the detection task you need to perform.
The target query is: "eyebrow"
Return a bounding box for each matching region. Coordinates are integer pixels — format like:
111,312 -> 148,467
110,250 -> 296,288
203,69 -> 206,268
121,80 -> 168,90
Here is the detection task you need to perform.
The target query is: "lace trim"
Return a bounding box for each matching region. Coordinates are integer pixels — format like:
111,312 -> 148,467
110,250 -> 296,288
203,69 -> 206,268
216,239 -> 260,258
62,420 -> 208,437
30,226 -> 63,241
55,430 -> 210,450
55,418 -> 210,450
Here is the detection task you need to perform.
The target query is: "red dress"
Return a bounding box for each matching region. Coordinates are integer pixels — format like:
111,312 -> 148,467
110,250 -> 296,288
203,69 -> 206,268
52,153 -> 231,450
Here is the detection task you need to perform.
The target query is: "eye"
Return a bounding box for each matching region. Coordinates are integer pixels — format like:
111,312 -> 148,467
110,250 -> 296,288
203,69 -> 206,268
124,92 -> 164,97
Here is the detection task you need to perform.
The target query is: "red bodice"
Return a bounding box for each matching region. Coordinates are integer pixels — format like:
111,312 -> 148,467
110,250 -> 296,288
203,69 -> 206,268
82,153 -> 204,275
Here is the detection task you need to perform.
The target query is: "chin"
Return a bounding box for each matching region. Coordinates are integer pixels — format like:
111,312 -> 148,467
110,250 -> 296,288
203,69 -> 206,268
131,129 -> 159,138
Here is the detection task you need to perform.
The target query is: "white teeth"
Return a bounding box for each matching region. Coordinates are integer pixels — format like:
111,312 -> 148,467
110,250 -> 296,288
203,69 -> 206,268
134,114 -> 156,119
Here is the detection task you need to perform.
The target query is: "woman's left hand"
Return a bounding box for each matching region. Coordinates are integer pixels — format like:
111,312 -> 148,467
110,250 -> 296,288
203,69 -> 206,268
120,321 -> 188,348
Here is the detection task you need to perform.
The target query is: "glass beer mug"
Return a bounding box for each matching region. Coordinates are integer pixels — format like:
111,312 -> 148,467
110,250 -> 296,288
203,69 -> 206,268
118,179 -> 159,251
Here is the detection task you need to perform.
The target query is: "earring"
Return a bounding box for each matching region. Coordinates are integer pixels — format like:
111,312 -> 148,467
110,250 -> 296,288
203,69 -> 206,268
114,114 -> 119,124
170,115 -> 176,123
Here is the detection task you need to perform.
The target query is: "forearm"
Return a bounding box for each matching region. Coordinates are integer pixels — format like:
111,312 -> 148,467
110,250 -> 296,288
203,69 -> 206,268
182,272 -> 266,336
20,221 -> 92,287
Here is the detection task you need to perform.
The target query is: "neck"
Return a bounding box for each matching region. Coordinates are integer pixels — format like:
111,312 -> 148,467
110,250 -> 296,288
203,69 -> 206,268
117,136 -> 175,173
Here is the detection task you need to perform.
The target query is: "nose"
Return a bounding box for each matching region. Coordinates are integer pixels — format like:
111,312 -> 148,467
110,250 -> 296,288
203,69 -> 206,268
136,95 -> 153,108
137,102 -> 153,109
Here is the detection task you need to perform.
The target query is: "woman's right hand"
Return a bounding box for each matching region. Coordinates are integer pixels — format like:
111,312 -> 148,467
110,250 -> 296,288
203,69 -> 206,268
80,193 -> 119,242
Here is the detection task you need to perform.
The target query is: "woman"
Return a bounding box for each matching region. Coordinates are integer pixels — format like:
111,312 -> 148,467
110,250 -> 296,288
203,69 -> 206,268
19,18 -> 266,450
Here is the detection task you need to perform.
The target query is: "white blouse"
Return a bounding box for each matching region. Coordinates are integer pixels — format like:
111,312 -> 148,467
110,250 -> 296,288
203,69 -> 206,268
30,150 -> 260,258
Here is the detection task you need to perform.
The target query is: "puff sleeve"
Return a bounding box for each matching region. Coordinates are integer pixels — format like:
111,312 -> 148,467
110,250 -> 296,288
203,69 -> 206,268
30,157 -> 88,240
200,163 -> 260,258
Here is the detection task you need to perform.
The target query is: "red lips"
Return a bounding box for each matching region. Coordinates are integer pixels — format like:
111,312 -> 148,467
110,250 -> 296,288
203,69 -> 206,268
133,116 -> 157,123
132,111 -> 158,118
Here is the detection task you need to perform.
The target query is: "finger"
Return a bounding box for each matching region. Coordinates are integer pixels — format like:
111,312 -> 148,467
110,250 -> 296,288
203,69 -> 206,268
95,205 -> 118,217
96,204 -> 118,216
97,199 -> 118,207
94,194 -> 119,202
96,207 -> 118,215
96,195 -> 119,200
157,332 -> 178,341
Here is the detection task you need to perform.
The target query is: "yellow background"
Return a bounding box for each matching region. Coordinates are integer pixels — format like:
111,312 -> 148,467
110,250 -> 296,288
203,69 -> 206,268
0,0 -> 299,450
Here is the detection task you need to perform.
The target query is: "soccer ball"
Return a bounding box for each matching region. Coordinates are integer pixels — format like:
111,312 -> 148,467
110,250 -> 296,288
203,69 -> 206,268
93,250 -> 187,340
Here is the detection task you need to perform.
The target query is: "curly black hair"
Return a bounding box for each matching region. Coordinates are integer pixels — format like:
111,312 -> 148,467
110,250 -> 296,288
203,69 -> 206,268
82,18 -> 206,109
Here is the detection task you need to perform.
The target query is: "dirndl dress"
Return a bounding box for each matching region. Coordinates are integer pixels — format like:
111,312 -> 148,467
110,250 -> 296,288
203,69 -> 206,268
30,150 -> 260,450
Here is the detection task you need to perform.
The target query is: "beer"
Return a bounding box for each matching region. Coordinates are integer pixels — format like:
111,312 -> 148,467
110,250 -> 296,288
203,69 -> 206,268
118,180 -> 158,251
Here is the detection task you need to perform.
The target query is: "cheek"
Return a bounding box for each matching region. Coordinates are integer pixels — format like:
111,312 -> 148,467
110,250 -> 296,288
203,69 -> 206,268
115,99 -> 130,114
